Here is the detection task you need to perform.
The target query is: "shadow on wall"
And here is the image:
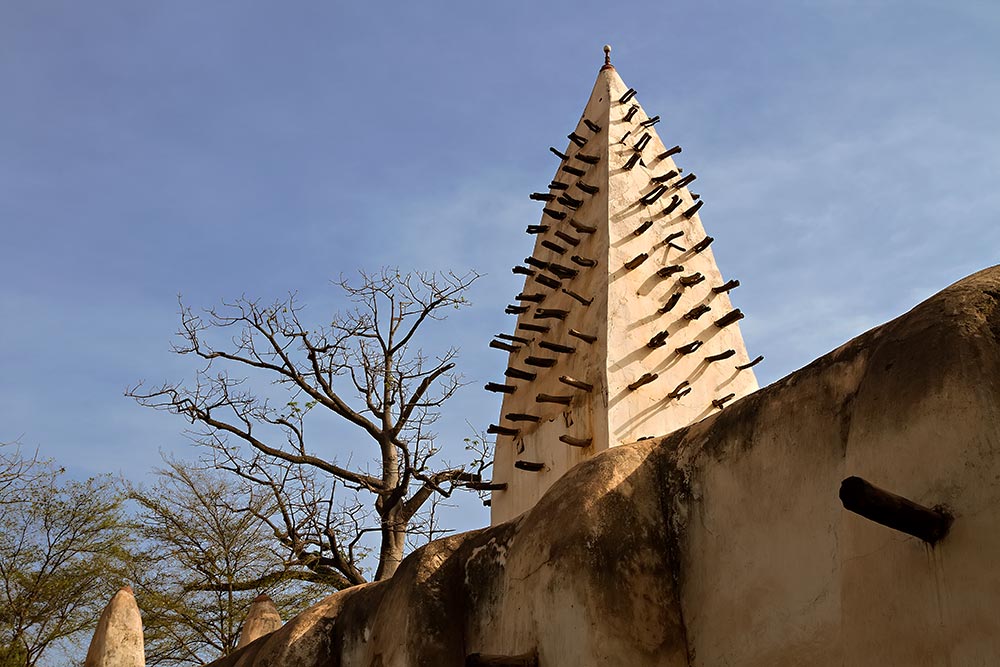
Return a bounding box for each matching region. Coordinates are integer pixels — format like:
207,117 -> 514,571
203,266 -> 1000,666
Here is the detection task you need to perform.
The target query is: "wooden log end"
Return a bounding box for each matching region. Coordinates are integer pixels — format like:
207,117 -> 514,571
536,393 -> 573,405
839,476 -> 954,544
560,434 -> 593,448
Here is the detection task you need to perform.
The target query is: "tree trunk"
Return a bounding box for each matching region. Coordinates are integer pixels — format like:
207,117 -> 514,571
374,517 -> 407,580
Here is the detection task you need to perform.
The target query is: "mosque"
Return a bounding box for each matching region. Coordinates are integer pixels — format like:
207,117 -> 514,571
84,47 -> 1000,667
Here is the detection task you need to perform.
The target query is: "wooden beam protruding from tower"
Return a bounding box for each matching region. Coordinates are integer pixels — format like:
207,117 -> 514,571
534,309 -> 568,320
683,200 -> 704,218
664,230 -> 686,251
838,476 -> 953,545
556,192 -> 583,208
658,145 -> 682,160
679,273 -> 705,287
504,367 -> 537,381
657,265 -> 684,278
640,185 -> 668,205
672,173 -> 697,190
467,482 -> 508,491
714,309 -> 745,328
490,339 -> 520,352
540,341 -> 576,354
712,393 -> 736,409
548,263 -> 578,279
562,288 -> 593,306
667,381 -> 691,400
736,355 -> 764,370
705,349 -> 736,363
659,292 -> 682,313
533,274 -> 561,289
624,253 -> 649,270
560,435 -> 593,448
692,236 -> 714,253
712,279 -> 740,294
647,331 -> 670,348
541,240 -> 566,255
554,230 -> 581,246
497,333 -> 530,343
559,375 -> 593,391
676,341 -> 704,355
633,220 -> 653,236
662,195 -> 683,216
628,373 -> 659,391
536,394 -> 573,405
653,169 -> 678,184
683,304 -> 712,321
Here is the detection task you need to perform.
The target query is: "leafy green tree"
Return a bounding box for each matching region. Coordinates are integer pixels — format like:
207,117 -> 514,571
129,456 -> 321,666
0,445 -> 132,667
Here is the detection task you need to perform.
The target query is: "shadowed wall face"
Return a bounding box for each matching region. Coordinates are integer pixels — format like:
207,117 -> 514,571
204,266 -> 1000,667
676,267 -> 1000,666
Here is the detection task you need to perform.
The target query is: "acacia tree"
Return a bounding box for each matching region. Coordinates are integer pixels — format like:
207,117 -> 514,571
130,456 -> 321,666
129,269 -> 488,586
0,445 -> 132,667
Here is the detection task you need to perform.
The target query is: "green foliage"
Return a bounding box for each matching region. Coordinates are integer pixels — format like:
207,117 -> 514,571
0,445 -> 132,667
129,456 -> 322,666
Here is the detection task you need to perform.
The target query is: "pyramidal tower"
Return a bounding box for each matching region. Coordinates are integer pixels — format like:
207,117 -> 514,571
486,47 -> 761,524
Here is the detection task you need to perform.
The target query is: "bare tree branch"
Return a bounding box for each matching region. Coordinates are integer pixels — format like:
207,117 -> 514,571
129,269 -> 487,585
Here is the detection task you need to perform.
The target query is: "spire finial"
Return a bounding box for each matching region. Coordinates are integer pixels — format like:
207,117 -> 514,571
603,44 -> 612,69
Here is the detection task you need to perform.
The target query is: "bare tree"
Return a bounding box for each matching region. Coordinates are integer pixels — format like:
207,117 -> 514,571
129,269 -> 489,586
0,442 -> 48,510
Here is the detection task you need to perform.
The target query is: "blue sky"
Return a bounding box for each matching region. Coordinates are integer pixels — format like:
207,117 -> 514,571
1,1 -> 998,534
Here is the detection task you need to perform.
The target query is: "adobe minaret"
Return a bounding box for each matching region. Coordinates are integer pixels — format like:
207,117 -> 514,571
236,594 -> 283,649
84,586 -> 145,667
486,46 -> 761,524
